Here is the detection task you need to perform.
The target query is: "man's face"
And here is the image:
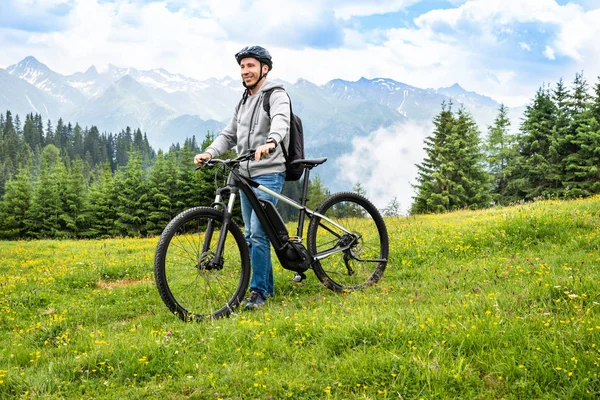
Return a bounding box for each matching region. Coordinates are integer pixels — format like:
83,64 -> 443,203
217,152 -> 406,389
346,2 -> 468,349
240,57 -> 268,86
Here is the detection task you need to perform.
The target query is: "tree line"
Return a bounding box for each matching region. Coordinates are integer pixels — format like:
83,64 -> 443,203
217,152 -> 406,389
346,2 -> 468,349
412,72 -> 600,214
0,114 -> 330,239
3,70 -> 598,237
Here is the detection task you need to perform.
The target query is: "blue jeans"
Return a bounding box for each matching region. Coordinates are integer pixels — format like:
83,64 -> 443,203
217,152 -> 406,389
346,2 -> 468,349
240,172 -> 285,299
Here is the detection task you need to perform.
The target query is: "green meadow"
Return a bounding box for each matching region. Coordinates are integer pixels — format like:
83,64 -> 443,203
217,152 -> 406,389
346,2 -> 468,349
1,197 -> 600,399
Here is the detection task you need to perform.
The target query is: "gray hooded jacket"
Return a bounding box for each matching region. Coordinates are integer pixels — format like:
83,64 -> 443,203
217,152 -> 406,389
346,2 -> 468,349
205,80 -> 290,178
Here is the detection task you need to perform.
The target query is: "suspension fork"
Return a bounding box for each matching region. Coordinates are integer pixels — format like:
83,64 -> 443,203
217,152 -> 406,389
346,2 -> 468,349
201,186 -> 238,269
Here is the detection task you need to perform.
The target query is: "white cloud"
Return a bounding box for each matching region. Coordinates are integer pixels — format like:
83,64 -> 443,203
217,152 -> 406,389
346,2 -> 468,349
543,45 -> 556,60
332,0 -> 420,20
1,0 -> 599,108
336,120 -> 432,212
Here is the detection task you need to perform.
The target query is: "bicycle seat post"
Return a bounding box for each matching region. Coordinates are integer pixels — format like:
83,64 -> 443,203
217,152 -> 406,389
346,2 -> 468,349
296,166 -> 311,238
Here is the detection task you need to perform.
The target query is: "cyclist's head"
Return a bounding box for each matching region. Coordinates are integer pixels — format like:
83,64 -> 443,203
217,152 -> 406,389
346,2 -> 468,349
235,45 -> 272,70
235,45 -> 272,90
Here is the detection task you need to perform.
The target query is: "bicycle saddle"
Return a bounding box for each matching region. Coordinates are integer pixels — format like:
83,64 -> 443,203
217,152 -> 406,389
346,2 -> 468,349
290,158 -> 327,168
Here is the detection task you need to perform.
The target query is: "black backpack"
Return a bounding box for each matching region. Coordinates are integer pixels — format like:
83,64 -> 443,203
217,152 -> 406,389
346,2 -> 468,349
262,88 -> 305,181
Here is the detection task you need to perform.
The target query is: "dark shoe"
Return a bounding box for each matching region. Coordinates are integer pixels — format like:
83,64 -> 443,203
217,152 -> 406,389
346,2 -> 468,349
245,292 -> 266,310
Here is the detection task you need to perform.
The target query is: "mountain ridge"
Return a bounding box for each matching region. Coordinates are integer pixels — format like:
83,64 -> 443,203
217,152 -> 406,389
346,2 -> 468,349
1,55 -> 525,193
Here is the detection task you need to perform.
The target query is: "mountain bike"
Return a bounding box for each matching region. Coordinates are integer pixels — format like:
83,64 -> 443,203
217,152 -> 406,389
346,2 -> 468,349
154,150 -> 389,321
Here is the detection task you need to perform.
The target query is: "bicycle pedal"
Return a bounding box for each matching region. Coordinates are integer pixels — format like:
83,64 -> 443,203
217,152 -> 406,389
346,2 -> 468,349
288,236 -> 302,243
292,272 -> 306,283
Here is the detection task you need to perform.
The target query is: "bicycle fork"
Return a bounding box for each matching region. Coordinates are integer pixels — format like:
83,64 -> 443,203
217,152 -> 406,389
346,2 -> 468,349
200,186 -> 238,271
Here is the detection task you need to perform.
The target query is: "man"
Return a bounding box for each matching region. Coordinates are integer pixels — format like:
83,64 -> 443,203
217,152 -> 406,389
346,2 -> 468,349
194,46 -> 290,310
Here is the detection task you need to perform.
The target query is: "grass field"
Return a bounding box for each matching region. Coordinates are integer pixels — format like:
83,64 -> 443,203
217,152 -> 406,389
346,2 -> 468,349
1,197 -> 600,399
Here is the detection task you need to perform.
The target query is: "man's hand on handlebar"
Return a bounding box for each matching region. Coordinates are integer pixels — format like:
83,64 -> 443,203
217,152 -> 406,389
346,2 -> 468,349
194,152 -> 212,167
255,142 -> 276,162
194,145 -> 273,167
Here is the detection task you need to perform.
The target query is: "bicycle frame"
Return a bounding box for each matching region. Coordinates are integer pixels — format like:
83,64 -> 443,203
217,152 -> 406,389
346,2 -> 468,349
202,163 -> 355,270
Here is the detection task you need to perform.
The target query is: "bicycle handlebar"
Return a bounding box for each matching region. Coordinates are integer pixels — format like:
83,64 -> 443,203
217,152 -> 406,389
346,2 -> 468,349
196,148 -> 275,170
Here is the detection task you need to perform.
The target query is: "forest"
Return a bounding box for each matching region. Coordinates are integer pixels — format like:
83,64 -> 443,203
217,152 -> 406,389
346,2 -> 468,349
1,72 -> 599,238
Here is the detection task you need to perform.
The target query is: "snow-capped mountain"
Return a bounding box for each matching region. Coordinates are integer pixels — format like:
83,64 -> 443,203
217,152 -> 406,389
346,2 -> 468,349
6,56 -> 87,108
0,68 -> 63,119
0,55 -> 523,164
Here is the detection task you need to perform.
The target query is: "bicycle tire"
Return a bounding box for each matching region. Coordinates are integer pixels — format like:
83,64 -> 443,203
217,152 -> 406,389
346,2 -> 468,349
154,207 -> 250,321
307,192 -> 388,291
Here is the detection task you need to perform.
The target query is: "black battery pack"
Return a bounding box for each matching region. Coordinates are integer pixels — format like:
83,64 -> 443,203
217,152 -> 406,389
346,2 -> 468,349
259,199 -> 289,240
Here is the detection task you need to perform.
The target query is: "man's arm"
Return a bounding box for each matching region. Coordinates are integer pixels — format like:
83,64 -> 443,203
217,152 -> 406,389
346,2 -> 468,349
205,114 -> 238,158
194,107 -> 239,166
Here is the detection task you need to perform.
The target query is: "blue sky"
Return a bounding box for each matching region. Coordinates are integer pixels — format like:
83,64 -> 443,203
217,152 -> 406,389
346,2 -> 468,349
1,0 -> 599,106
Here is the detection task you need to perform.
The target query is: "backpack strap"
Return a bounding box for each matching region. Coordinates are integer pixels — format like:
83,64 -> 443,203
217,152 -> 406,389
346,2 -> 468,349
262,87 -> 292,161
262,87 -> 288,119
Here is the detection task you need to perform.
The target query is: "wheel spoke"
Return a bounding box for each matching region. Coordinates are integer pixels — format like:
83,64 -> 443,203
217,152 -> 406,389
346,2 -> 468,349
307,193 -> 388,291
154,208 -> 250,321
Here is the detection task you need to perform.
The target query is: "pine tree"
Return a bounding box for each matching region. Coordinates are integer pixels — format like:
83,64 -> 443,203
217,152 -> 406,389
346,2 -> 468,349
452,108 -> 491,208
114,152 -> 150,236
412,104 -> 490,213
54,118 -> 65,149
72,123 -> 84,160
56,158 -> 88,237
83,126 -> 102,166
26,145 -> 62,237
14,114 -> 21,136
0,165 -> 33,239
87,164 -> 118,238
45,119 -> 54,145
146,150 -> 177,235
0,111 -> 19,197
562,72 -> 594,196
411,102 -> 455,213
35,114 -> 44,146
592,77 -> 600,124
23,114 -> 42,152
507,86 -> 557,200
307,175 -> 329,211
115,127 -> 133,167
485,104 -> 516,204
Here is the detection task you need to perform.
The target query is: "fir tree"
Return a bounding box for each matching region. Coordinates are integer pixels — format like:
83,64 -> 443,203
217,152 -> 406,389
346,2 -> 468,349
26,145 -> 62,237
45,119 -> 54,144
87,164 -> 118,238
592,77 -> 600,124
56,158 -> 88,237
146,150 -> 177,235
412,104 -> 490,213
0,111 -> 19,197
0,165 -> 33,239
23,114 -> 42,151
411,102 -> 455,213
307,175 -> 329,211
562,72 -> 594,196
451,108 -> 491,208
507,86 -> 557,200
485,104 -> 516,204
114,153 -> 150,236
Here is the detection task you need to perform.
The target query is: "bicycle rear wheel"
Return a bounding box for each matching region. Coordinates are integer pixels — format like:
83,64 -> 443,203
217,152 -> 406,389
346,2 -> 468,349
154,207 -> 250,321
307,192 -> 388,291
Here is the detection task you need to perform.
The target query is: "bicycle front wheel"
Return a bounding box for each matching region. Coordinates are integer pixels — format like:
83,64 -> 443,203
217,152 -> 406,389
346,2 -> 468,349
307,192 -> 388,291
154,207 -> 250,321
